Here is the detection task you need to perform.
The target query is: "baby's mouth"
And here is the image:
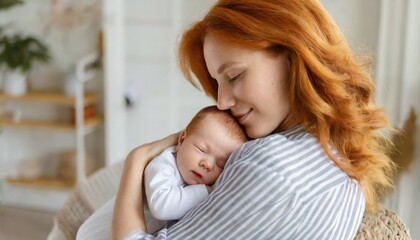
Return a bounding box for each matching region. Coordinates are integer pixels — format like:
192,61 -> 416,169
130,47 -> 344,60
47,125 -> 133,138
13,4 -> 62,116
192,171 -> 202,179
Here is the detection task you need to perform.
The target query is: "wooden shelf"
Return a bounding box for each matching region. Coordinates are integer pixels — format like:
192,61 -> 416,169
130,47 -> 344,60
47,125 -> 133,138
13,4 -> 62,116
0,91 -> 97,106
0,116 -> 103,131
0,54 -> 101,211
6,176 -> 75,190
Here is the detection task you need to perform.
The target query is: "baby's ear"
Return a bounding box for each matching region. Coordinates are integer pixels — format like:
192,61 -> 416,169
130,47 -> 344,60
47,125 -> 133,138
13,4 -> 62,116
176,129 -> 187,150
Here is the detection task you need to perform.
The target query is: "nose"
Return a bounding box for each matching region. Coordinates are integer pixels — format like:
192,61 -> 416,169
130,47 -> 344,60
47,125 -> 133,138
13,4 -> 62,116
216,84 -> 235,110
199,159 -> 214,172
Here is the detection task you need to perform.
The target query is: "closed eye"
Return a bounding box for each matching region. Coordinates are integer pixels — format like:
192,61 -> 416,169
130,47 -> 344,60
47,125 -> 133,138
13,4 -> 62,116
196,146 -> 206,153
229,72 -> 242,82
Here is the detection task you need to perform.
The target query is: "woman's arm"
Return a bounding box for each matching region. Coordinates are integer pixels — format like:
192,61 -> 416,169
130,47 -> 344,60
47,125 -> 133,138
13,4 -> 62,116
111,133 -> 179,240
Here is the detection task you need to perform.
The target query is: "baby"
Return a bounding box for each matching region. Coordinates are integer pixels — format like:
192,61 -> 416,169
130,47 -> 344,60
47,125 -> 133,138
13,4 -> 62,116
76,105 -> 247,239
144,105 -> 247,232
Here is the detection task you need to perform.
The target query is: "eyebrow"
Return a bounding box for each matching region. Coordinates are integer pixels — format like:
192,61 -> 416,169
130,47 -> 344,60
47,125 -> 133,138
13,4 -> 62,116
217,61 -> 240,74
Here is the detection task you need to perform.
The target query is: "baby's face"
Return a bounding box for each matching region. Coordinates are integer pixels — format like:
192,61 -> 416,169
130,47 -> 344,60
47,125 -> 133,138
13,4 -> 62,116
176,116 -> 243,186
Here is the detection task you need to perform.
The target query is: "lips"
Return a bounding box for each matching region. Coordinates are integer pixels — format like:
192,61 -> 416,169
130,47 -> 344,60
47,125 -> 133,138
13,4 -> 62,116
233,109 -> 252,124
192,171 -> 202,179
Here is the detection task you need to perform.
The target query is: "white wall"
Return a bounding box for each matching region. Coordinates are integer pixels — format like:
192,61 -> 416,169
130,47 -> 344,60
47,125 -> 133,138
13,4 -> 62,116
122,0 -> 215,153
320,0 -> 381,54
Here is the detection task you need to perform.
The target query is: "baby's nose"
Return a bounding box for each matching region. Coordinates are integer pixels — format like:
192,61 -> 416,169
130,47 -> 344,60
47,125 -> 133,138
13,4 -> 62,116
199,159 -> 213,171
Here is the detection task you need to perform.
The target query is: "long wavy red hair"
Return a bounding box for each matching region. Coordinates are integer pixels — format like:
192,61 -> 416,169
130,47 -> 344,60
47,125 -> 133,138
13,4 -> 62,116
178,0 -> 395,211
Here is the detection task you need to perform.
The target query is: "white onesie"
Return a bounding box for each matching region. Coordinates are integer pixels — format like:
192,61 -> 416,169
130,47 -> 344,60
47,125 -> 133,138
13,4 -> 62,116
76,147 -> 209,239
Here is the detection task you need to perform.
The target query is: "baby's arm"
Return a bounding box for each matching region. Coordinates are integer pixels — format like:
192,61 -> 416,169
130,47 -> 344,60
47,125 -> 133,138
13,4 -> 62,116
145,155 -> 209,220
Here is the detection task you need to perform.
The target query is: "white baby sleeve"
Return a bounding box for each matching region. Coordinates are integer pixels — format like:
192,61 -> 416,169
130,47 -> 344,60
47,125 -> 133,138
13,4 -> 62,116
144,151 -> 208,220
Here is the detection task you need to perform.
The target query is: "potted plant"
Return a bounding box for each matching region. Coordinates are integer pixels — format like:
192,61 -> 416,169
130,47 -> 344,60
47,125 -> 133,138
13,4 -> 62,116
0,0 -> 50,96
0,0 -> 23,9
0,32 -> 50,96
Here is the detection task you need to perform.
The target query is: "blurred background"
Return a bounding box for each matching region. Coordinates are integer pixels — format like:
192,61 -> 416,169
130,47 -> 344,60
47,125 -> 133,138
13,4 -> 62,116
0,0 -> 418,239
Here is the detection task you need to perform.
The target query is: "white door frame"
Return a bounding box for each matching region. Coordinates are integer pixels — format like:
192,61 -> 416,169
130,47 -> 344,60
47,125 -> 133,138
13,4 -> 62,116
103,0 -> 127,166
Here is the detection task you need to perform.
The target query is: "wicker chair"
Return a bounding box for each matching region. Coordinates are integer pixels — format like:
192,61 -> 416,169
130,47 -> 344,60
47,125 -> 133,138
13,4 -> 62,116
47,162 -> 411,240
355,206 -> 411,240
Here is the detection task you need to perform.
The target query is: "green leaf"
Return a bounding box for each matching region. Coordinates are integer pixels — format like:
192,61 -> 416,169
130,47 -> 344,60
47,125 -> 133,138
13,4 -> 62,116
0,32 -> 50,73
0,0 -> 24,10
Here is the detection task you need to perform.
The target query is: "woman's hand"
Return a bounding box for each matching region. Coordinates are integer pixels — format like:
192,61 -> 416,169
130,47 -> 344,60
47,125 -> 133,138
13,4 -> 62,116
126,131 -> 181,167
111,132 -> 180,240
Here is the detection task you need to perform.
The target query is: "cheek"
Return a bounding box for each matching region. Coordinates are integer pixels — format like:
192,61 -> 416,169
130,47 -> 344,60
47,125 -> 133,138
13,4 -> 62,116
250,82 -> 280,110
177,150 -> 191,170
269,66 -> 289,105
253,70 -> 280,99
207,172 -> 220,184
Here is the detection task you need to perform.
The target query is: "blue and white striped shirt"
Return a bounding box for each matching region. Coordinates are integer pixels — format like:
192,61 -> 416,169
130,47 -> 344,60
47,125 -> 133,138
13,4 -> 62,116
127,125 -> 365,240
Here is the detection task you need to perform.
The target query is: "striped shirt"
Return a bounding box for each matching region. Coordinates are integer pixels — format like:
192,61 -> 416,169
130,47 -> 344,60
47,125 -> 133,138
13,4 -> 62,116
127,125 -> 365,240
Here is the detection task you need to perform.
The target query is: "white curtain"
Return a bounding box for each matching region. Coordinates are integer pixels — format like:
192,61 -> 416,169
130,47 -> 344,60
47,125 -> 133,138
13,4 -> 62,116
376,0 -> 420,237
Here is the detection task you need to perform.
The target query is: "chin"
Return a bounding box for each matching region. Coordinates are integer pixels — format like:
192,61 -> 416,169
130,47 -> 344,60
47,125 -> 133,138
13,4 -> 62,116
246,130 -> 263,139
246,127 -> 274,139
185,179 -> 196,185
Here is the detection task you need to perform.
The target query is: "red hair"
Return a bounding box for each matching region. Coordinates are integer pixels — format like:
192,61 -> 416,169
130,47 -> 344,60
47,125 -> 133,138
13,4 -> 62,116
178,0 -> 395,211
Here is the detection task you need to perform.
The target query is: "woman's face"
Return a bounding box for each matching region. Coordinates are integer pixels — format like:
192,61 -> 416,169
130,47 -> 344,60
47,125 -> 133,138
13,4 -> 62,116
203,34 -> 295,138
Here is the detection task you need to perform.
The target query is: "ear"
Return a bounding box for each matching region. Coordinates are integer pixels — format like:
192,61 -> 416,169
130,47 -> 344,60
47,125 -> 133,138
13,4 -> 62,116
176,129 -> 187,151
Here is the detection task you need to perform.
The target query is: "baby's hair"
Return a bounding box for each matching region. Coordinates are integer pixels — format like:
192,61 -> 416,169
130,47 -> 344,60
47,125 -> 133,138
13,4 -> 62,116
185,106 -> 247,143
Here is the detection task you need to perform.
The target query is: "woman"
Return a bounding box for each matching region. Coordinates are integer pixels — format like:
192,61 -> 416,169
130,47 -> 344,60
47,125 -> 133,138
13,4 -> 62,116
112,0 -> 395,239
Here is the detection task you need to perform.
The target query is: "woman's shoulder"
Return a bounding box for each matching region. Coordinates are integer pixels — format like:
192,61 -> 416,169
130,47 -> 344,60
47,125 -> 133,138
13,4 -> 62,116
227,125 -> 315,170
228,124 -> 352,194
240,124 -> 317,157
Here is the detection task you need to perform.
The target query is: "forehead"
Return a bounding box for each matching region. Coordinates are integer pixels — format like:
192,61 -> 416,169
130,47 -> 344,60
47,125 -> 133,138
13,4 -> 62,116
192,114 -> 222,130
204,35 -> 252,71
188,115 -> 242,154
204,35 -> 249,59
189,115 -> 230,137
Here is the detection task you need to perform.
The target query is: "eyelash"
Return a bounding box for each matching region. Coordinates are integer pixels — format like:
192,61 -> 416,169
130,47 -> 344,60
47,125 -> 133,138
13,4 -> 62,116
196,146 -> 205,153
229,72 -> 242,82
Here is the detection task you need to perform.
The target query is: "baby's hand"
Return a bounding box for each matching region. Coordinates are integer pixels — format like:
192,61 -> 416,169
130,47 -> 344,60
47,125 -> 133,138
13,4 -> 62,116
206,185 -> 214,194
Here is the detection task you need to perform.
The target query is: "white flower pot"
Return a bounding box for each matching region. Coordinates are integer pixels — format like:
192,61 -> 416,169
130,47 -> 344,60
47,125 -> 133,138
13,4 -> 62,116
64,72 -> 79,96
3,70 -> 28,96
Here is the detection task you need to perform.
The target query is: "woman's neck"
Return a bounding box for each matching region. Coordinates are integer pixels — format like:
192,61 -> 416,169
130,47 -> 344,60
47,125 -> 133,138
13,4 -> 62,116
274,113 -> 299,133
